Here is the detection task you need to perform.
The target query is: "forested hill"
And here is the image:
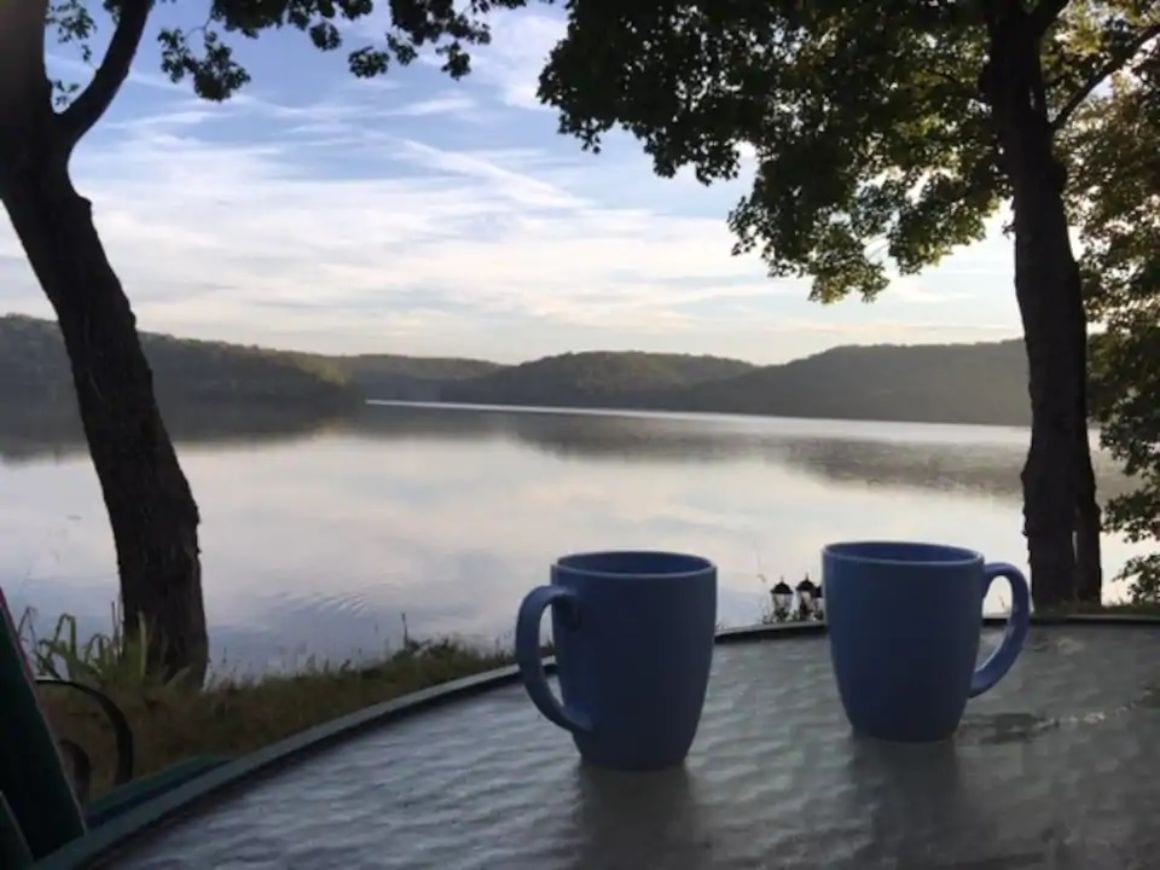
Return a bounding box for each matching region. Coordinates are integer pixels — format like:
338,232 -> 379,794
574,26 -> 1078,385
442,341 -> 1031,425
441,351 -> 755,407
311,353 -> 500,401
0,315 -> 490,409
673,340 -> 1031,425
2,314 -> 1031,426
1,314 -> 356,408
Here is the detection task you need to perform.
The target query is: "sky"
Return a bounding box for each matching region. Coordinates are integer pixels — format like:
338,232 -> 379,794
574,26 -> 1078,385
0,5 -> 1026,364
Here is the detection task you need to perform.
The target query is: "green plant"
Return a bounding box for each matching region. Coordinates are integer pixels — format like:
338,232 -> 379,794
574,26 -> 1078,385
27,614 -> 513,799
18,604 -> 187,691
1072,62 -> 1159,606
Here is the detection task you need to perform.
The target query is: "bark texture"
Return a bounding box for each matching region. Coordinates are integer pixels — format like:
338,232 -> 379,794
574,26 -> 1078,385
984,0 -> 1101,609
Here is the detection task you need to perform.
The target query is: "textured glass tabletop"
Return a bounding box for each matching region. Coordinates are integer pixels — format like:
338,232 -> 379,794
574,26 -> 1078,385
112,625 -> 1159,869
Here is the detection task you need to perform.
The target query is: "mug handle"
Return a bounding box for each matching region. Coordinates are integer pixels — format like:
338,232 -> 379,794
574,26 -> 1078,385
969,562 -> 1031,697
515,586 -> 593,733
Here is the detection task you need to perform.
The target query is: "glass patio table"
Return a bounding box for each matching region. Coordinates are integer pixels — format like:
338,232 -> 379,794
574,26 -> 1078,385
80,621 -> 1158,869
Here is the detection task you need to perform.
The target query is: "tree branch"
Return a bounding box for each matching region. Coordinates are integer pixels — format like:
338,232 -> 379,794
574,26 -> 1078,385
1051,23 -> 1160,132
58,0 -> 151,146
1031,0 -> 1070,37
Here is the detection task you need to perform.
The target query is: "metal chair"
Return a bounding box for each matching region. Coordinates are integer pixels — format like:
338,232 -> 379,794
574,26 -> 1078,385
0,589 -> 224,865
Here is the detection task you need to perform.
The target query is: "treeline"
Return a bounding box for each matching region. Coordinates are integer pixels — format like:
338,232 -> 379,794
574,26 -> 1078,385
443,342 -> 1032,426
440,351 -> 755,407
2,314 -> 1034,426
671,341 -> 1031,425
1,314 -> 356,410
0,315 -> 491,410
298,352 -> 499,401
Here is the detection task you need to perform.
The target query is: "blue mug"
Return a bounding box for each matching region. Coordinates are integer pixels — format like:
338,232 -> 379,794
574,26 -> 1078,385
823,541 -> 1030,742
516,551 -> 717,770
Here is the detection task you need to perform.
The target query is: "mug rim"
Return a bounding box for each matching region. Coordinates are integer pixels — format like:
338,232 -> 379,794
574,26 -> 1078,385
823,540 -> 983,568
555,550 -> 715,580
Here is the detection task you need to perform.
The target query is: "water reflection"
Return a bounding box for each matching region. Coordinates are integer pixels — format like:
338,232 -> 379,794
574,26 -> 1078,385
0,400 -> 1143,673
3,399 -> 1132,502
567,765 -> 710,869
0,399 -> 342,465
834,738 -> 1034,868
352,403 -> 1131,501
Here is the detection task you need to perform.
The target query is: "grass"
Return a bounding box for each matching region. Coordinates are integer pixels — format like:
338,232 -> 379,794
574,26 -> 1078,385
19,609 -> 512,801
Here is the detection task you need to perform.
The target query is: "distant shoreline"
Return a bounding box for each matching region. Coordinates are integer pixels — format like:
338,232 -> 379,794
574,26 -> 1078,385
364,398 -> 1048,437
5,313 -> 1036,427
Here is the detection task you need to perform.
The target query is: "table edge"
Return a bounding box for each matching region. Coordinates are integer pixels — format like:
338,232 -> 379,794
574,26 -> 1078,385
39,615 -> 1160,868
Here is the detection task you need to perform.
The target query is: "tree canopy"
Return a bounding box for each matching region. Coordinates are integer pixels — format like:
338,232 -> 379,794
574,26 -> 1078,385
40,0 -> 528,142
1069,55 -> 1159,601
539,1 -> 1156,303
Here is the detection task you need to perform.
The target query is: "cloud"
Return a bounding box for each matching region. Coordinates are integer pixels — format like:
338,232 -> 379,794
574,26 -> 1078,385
104,106 -> 221,133
3,111 -> 1023,363
47,52 -> 183,96
8,33 -> 1022,365
322,4 -> 564,111
31,121 -> 780,354
392,138 -> 585,209
889,280 -> 974,305
460,10 -> 567,110
770,318 -> 1015,336
382,91 -> 477,117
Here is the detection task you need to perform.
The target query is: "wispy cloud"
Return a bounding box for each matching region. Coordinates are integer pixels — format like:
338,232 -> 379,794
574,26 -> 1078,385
40,123 -> 773,353
105,106 -> 220,133
5,110 -> 1022,362
48,52 -> 183,95
382,91 -> 477,117
9,18 -> 1021,365
447,10 -> 566,111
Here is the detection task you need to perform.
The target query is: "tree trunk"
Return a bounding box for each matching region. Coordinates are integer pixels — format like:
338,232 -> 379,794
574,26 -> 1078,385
985,3 -> 1097,610
1075,461 -> 1103,603
0,80 -> 207,681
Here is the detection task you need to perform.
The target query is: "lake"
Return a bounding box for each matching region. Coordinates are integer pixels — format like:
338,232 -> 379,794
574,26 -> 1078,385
1,401 -> 1142,675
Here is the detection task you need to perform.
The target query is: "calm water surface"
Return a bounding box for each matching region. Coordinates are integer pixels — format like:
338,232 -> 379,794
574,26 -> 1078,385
1,402 -> 1141,674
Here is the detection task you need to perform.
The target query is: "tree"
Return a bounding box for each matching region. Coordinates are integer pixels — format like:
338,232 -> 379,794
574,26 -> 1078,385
0,0 -> 518,680
1067,56 -> 1159,602
1091,321 -> 1160,604
538,0 -> 1159,608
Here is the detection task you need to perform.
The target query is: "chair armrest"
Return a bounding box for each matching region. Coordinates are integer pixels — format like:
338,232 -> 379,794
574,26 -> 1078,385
34,680 -> 134,788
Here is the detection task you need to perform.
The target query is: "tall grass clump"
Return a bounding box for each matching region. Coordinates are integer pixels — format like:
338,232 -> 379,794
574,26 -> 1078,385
17,605 -> 512,799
